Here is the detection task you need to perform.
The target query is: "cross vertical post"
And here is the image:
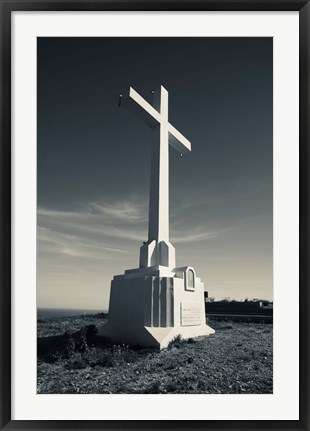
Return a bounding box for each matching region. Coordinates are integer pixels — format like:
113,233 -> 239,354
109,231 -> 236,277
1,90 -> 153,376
148,86 -> 169,244
121,85 -> 191,269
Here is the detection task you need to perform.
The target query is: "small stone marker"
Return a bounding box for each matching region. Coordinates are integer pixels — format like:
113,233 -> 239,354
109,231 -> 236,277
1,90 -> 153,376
99,86 -> 215,348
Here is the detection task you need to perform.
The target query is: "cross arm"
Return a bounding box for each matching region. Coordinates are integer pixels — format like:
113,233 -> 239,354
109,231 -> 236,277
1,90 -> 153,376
120,87 -> 161,128
120,86 -> 191,155
168,124 -> 191,155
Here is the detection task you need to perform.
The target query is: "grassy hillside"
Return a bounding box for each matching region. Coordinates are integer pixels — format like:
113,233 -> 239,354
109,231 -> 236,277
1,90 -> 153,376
37,314 -> 272,394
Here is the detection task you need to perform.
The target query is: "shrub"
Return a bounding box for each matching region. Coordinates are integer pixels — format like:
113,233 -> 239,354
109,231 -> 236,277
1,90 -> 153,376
168,335 -> 183,348
66,352 -> 88,369
145,381 -> 161,394
86,348 -> 114,367
165,382 -> 178,393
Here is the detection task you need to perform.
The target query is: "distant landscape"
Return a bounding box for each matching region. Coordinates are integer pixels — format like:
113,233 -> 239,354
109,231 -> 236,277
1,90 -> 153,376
37,304 -> 273,394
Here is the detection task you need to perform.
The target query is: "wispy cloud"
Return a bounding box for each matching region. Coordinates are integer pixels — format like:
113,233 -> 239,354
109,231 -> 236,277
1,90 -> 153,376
37,198 -> 220,253
170,199 -> 206,219
39,199 -> 148,223
36,200 -> 272,308
89,201 -> 147,222
37,204 -> 146,242
171,227 -> 220,243
38,225 -> 131,261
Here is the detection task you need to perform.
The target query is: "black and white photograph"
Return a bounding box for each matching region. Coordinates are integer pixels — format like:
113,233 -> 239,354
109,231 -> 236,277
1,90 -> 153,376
36,36 -> 273,395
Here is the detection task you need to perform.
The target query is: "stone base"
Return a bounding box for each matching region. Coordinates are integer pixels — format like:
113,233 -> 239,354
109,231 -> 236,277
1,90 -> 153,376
99,321 -> 214,349
98,266 -> 215,349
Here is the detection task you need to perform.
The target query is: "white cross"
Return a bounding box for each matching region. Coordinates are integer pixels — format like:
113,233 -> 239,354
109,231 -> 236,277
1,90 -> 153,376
123,85 -> 191,267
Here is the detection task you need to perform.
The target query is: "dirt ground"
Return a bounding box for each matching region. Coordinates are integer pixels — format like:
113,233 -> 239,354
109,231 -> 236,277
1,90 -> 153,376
37,314 -> 273,394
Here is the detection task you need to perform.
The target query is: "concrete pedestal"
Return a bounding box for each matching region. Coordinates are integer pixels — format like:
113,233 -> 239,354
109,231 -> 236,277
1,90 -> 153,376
98,266 -> 214,349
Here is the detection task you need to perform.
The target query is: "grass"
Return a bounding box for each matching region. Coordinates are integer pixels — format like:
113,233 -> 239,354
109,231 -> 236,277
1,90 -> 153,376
37,315 -> 273,394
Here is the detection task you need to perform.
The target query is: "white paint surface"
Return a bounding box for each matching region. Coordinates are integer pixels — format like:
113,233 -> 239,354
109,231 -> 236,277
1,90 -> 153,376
125,86 -> 191,268
100,266 -> 214,348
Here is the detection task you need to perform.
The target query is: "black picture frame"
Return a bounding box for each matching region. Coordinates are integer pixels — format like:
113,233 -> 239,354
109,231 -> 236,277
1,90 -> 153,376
1,1 -> 309,430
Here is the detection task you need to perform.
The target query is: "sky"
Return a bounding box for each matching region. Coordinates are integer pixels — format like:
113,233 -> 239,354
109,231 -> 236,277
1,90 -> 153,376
37,37 -> 273,311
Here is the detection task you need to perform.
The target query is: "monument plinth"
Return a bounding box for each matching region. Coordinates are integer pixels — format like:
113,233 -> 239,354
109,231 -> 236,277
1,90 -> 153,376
99,86 -> 214,349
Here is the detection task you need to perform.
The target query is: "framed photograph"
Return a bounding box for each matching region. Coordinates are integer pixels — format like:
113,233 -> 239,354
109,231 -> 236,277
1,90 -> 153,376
1,1 -> 309,430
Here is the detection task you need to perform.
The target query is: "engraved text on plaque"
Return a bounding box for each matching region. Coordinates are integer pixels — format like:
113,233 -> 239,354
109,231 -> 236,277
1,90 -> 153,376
181,302 -> 202,326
